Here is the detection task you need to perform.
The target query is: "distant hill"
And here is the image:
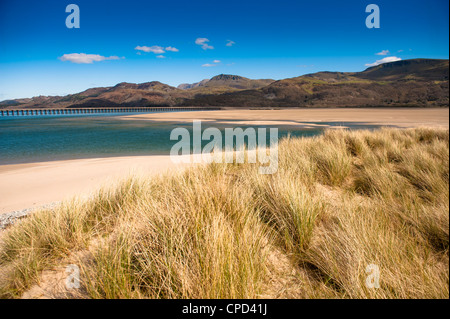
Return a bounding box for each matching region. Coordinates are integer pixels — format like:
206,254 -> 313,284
357,59 -> 449,81
178,74 -> 274,93
1,81 -> 188,109
177,79 -> 209,90
182,59 -> 449,107
1,59 -> 448,109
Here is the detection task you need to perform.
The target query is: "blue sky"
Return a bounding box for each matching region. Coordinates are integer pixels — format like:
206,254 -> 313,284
0,0 -> 448,100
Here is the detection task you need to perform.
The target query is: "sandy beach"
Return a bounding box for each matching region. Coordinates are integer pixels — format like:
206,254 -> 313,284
0,155 -> 192,214
1,108 -> 448,215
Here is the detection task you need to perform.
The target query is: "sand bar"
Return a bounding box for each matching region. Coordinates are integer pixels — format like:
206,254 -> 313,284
121,108 -> 449,128
1,108 -> 448,214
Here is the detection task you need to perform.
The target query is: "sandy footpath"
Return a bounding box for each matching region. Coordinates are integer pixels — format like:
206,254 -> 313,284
0,108 -> 448,214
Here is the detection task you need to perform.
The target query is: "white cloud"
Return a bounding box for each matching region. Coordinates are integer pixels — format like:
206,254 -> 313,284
365,56 -> 402,67
156,55 -> 166,59
59,53 -> 120,64
376,50 -> 390,56
195,38 -> 214,50
135,45 -> 165,54
165,46 -> 179,52
226,40 -> 235,47
202,60 -> 222,67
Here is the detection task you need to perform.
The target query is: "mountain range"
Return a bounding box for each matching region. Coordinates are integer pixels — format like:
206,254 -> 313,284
1,59 -> 448,109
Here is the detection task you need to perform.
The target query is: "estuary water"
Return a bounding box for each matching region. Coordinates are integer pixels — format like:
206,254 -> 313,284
0,114 -> 381,165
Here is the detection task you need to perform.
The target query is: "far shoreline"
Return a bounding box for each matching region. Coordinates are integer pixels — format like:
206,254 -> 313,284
119,107 -> 450,128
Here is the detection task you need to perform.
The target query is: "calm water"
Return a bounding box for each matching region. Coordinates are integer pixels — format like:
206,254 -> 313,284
0,114 -> 381,165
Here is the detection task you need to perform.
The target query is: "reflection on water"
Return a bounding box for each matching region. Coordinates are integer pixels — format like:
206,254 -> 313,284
0,114 -> 382,165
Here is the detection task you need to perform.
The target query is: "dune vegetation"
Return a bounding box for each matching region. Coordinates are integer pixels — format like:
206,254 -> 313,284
0,127 -> 448,299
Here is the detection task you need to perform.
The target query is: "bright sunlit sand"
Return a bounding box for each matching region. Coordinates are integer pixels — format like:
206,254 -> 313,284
0,155 -> 192,214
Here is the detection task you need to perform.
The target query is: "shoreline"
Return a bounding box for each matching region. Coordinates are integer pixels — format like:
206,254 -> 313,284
0,155 -> 193,215
1,108 -> 448,215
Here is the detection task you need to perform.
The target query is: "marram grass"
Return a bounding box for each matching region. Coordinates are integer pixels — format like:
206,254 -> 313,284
0,127 -> 448,299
